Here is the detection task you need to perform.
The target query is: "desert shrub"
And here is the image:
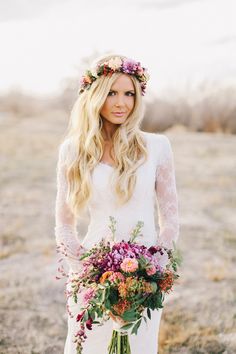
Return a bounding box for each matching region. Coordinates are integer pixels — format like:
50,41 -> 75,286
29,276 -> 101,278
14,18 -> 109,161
142,83 -> 236,134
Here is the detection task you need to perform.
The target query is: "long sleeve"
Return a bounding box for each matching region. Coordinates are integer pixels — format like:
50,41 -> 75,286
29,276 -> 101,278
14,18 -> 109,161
54,139 -> 83,273
155,135 -> 179,250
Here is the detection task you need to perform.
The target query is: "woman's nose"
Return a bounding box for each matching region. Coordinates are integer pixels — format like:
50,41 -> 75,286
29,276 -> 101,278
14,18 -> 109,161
115,94 -> 125,107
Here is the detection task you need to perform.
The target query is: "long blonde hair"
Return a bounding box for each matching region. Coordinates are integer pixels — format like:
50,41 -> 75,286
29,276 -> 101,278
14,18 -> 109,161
62,54 -> 148,216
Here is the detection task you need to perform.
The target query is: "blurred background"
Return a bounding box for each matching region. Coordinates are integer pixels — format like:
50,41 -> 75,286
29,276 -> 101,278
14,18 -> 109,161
0,0 -> 236,353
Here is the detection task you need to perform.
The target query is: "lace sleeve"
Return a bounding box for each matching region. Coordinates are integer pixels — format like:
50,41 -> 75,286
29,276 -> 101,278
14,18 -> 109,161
155,135 -> 179,250
54,140 -> 83,273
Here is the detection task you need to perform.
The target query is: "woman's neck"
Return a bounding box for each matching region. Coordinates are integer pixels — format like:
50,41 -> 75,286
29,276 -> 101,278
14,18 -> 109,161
101,120 -> 119,141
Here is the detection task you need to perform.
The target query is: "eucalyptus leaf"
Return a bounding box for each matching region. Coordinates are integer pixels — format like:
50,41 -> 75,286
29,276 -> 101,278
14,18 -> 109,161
131,319 -> 141,335
121,323 -> 134,330
83,310 -> 89,321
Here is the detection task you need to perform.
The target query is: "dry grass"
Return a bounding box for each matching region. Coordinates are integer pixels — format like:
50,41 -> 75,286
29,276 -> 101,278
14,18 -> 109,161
204,259 -> 229,282
159,308 -> 226,353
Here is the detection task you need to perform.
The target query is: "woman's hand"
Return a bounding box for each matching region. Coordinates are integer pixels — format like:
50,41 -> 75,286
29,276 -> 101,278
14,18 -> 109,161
109,312 -> 128,327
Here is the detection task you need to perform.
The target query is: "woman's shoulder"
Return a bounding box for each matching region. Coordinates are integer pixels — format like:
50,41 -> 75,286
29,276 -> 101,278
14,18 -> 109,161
140,130 -> 170,147
140,131 -> 173,164
58,137 -> 76,161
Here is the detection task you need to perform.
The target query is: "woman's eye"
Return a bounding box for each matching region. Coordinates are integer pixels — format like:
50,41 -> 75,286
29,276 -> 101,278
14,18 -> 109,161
108,91 -> 135,97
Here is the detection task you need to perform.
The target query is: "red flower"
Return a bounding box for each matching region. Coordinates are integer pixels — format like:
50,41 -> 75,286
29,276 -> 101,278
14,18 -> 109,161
85,317 -> 93,330
148,246 -> 158,255
76,310 -> 85,322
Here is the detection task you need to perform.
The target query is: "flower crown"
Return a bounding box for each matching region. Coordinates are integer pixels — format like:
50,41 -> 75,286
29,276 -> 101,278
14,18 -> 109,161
78,57 -> 149,96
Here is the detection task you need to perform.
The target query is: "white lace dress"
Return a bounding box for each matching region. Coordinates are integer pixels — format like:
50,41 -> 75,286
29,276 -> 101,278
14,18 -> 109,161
55,131 -> 179,354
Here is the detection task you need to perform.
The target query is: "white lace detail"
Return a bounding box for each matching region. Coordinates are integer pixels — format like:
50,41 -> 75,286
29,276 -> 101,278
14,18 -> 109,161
155,136 -> 179,250
54,140 -> 83,272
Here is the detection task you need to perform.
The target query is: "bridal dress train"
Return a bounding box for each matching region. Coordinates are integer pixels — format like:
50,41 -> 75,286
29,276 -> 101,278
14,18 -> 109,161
55,131 -> 179,354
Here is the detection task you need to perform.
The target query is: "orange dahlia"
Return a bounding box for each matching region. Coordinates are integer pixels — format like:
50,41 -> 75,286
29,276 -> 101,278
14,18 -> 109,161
99,271 -> 114,284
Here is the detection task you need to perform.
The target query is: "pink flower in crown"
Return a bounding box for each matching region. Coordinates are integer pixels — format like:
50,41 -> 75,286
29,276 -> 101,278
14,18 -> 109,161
136,66 -> 144,76
120,257 -> 139,273
80,77 -> 86,85
83,75 -> 92,84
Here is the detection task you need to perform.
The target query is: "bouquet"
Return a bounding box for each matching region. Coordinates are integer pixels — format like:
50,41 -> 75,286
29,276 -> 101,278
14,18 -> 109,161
67,216 -> 181,354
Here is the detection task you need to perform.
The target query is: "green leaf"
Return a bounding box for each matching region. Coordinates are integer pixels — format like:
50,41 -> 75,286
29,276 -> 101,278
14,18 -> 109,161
73,294 -> 78,303
120,323 -> 134,331
129,220 -> 144,243
88,309 -> 95,320
109,288 -> 119,305
147,308 -> 151,320
122,310 -> 138,322
97,308 -> 102,317
83,310 -> 89,321
104,298 -> 111,310
131,319 -> 141,335
137,296 -> 147,305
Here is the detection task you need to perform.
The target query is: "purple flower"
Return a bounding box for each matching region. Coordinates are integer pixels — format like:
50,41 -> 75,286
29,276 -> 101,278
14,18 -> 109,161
100,241 -> 152,272
122,59 -> 140,75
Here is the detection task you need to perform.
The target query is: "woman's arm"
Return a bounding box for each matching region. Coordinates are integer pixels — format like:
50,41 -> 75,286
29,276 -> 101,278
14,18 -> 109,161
54,140 -> 83,273
155,135 -> 179,250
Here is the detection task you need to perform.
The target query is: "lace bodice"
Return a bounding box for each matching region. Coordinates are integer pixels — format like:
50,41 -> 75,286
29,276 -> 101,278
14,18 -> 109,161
54,132 -> 179,272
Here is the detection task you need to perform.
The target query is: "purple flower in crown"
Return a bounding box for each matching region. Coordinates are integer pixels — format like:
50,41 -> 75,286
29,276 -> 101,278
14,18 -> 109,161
122,58 -> 140,75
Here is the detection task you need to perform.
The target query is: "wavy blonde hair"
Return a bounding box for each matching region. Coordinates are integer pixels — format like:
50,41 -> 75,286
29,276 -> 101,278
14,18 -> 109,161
62,54 -> 148,216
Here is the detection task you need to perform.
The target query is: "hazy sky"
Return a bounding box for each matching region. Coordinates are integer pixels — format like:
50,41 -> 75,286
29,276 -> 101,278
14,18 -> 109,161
0,0 -> 235,96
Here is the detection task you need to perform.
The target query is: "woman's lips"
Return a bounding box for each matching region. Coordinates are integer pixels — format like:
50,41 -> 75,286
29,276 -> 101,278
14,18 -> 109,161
112,112 -> 126,117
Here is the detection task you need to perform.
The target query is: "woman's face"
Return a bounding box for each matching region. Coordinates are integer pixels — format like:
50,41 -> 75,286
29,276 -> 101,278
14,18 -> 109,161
100,74 -> 135,125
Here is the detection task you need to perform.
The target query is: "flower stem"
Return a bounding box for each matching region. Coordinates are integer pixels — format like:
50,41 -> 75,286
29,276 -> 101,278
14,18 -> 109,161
108,330 -> 131,354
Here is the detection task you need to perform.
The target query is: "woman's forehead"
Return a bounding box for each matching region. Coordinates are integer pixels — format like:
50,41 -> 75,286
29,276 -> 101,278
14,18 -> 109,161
111,74 -> 135,90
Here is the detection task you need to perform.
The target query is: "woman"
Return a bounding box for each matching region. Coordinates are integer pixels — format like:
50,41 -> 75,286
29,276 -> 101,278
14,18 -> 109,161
55,54 -> 179,354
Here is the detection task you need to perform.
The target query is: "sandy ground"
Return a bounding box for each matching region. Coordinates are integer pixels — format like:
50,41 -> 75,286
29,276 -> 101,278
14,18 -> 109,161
0,111 -> 236,354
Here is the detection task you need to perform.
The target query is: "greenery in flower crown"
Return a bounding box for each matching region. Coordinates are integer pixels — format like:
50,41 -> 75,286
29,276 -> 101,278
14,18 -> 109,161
79,57 -> 149,96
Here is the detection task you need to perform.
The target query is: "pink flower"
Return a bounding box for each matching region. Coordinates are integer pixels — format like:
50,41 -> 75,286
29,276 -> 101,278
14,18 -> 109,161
109,272 -> 125,283
155,250 -> 169,269
146,265 -> 156,276
120,258 -> 138,273
82,288 -> 95,305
